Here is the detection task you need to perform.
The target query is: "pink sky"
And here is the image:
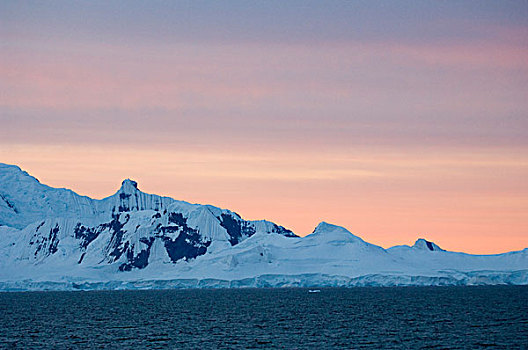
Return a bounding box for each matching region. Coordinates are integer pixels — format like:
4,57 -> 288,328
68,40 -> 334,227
1,1 -> 527,253
1,144 -> 526,254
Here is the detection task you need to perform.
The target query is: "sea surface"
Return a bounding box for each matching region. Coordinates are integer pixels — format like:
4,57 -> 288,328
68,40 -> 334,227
0,286 -> 527,349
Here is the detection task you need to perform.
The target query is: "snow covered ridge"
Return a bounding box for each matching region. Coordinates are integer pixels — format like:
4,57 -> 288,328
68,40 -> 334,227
0,162 -> 527,291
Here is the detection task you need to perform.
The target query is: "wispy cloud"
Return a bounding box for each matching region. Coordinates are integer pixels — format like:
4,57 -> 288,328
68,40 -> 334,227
1,1 -> 527,253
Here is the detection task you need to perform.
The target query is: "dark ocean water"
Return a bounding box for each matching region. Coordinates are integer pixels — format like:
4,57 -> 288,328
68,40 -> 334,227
0,286 -> 527,349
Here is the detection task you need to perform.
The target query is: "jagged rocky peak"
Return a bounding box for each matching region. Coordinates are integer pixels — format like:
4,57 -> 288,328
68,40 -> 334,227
119,179 -> 139,193
109,178 -> 171,213
413,238 -> 444,252
113,179 -> 140,212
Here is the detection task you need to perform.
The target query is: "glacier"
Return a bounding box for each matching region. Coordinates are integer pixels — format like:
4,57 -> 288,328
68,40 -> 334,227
0,162 -> 526,291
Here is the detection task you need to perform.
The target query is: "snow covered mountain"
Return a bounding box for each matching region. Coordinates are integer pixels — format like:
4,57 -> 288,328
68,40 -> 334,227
0,163 -> 526,291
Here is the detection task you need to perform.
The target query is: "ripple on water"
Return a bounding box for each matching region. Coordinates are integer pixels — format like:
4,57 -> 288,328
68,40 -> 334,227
0,286 -> 527,349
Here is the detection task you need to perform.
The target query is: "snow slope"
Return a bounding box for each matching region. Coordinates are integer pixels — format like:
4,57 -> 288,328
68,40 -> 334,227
0,163 -> 526,291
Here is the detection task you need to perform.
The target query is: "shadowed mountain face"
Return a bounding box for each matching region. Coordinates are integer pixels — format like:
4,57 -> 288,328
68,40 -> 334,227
0,163 -> 296,271
0,163 -> 526,291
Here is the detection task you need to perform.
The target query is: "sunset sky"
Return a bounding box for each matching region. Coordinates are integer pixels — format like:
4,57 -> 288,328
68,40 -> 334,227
1,1 -> 527,253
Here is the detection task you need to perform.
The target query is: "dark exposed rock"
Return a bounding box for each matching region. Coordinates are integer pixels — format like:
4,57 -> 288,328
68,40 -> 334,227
35,221 -> 45,232
119,193 -> 131,200
168,212 -> 186,226
219,213 -> 256,246
162,213 -> 211,263
161,226 -> 179,234
105,214 -> 130,262
33,223 -> 60,257
271,223 -> 296,237
0,194 -> 18,213
119,237 -> 155,271
48,224 -> 60,254
426,240 -> 434,251
75,223 -> 101,249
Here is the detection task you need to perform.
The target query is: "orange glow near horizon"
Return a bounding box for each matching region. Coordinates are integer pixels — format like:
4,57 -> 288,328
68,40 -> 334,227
1,144 -> 526,254
2,2 -> 527,256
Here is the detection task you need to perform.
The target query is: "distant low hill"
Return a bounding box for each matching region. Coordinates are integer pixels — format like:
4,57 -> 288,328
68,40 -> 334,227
0,163 -> 526,291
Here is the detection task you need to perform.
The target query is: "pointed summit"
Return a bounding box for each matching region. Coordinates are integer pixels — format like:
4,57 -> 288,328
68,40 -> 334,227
309,222 -> 367,244
313,221 -> 347,234
114,179 -> 141,212
413,238 -> 444,252
119,179 -> 139,193
107,178 -> 173,213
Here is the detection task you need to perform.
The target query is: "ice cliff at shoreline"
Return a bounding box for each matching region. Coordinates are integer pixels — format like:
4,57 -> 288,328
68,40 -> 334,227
0,163 -> 526,291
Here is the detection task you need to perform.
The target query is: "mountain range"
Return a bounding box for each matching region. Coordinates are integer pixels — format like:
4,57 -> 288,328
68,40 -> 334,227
0,163 -> 526,291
